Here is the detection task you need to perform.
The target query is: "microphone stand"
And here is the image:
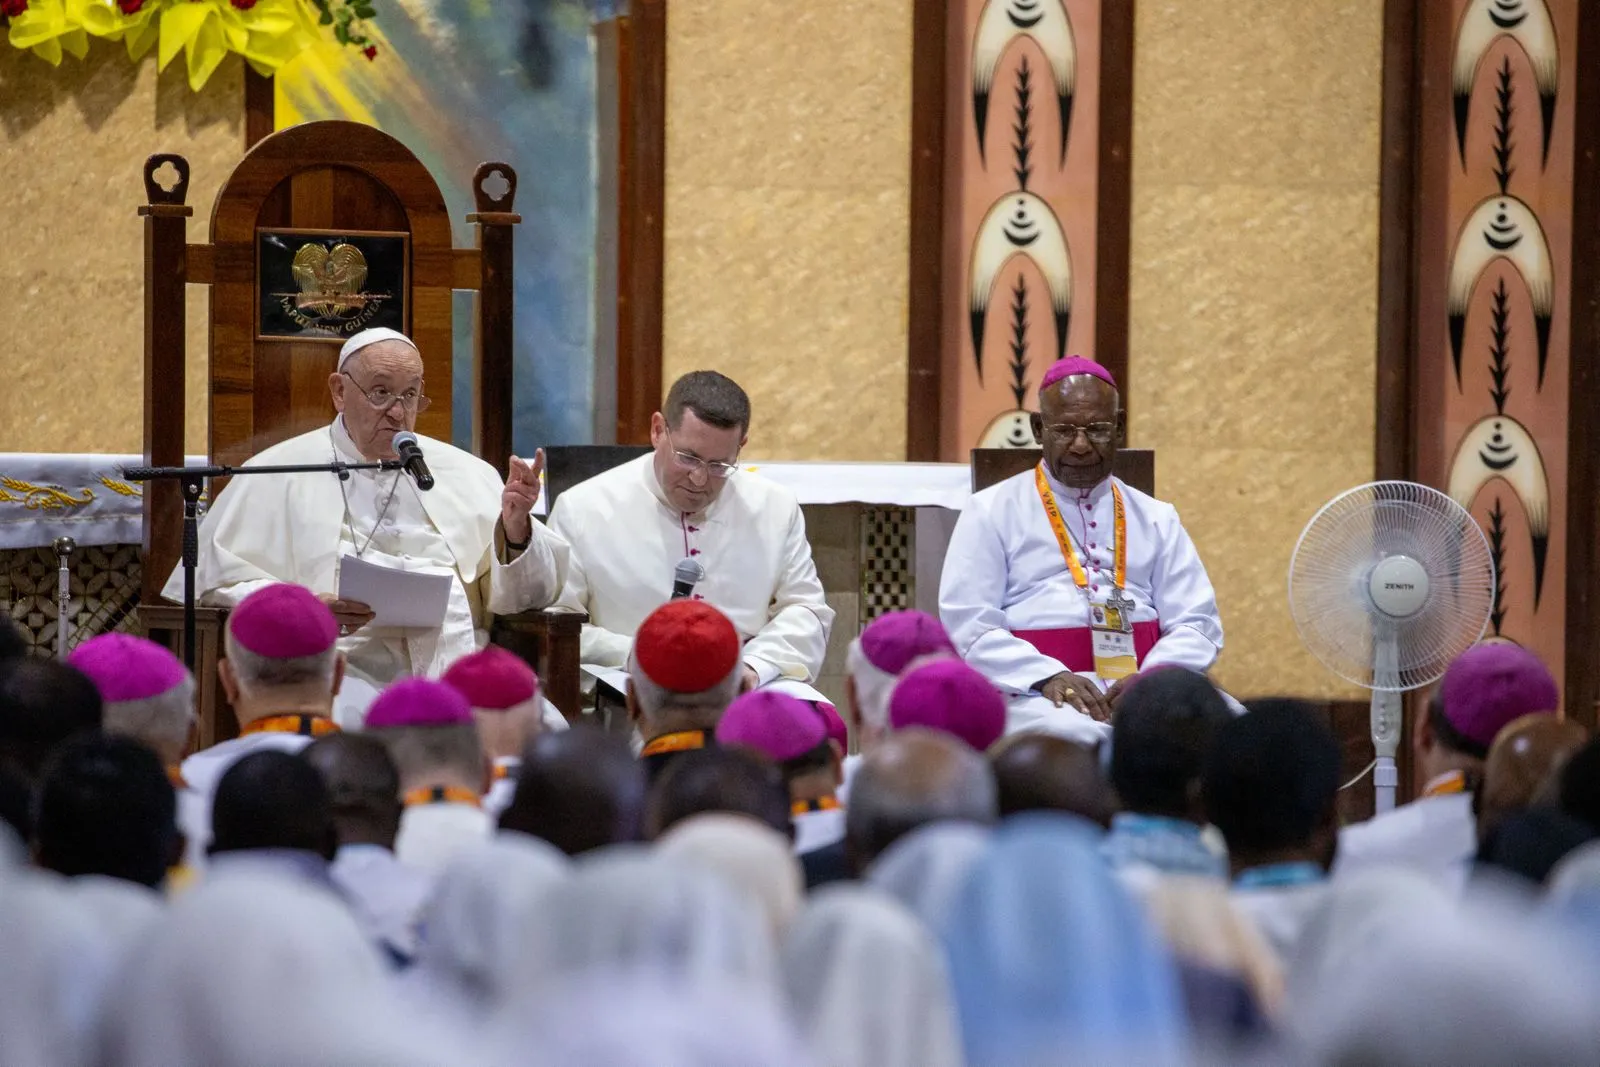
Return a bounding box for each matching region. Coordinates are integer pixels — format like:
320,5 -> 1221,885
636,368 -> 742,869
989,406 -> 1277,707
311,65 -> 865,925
123,459 -> 404,673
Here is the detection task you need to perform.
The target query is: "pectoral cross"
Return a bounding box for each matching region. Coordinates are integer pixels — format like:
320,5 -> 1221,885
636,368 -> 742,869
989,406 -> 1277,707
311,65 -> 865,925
1104,586 -> 1135,633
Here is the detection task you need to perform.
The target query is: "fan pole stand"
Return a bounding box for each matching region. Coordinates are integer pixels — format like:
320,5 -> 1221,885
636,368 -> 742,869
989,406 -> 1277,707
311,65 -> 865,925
1371,684 -> 1403,814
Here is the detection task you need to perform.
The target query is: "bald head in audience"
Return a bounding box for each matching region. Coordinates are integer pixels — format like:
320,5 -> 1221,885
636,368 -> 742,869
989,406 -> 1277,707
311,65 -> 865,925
990,734 -> 1117,828
302,734 -> 402,851
499,727 -> 647,855
846,728 -> 998,873
1477,714 -> 1589,847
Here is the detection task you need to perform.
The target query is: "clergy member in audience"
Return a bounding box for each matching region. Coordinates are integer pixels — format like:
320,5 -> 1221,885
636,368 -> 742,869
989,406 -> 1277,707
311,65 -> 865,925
1204,700 -> 1342,964
717,689 -> 845,856
628,600 -> 746,781
887,658 -> 1007,753
846,729 -> 999,879
208,750 -> 338,885
939,357 -> 1223,740
498,728 -> 647,854
990,733 -> 1118,827
843,610 -> 957,752
645,746 -> 795,842
1475,712 -> 1590,850
34,734 -> 181,890
363,678 -> 492,873
163,327 -> 568,726
1102,669 -> 1232,886
302,733 -> 433,962
441,645 -> 557,817
1337,643 -> 1558,889
180,584 -> 345,860
66,634 -> 195,785
549,370 -> 834,691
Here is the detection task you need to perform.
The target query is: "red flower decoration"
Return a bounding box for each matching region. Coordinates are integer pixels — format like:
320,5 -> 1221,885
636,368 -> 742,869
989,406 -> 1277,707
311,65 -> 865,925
362,44 -> 377,60
116,0 -> 144,13
0,0 -> 27,17
229,0 -> 256,9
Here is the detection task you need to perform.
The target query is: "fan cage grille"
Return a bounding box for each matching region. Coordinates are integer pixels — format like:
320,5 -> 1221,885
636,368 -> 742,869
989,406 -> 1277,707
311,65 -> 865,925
1288,481 -> 1494,692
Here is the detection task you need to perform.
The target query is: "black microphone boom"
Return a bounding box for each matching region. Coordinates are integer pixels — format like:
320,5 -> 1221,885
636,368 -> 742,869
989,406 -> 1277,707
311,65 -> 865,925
391,431 -> 435,491
671,556 -> 705,600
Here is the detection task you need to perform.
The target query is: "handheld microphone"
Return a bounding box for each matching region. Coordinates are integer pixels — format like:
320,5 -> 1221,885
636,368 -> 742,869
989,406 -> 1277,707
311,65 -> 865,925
391,431 -> 434,491
671,556 -> 705,600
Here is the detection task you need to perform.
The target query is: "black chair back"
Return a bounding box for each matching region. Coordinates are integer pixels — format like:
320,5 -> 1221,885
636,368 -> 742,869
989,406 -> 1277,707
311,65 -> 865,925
970,448 -> 1155,495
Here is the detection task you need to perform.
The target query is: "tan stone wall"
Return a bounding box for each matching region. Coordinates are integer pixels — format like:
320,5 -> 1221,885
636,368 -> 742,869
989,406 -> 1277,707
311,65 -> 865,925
661,0 -> 913,461
0,48 -> 242,457
1127,1 -> 1383,699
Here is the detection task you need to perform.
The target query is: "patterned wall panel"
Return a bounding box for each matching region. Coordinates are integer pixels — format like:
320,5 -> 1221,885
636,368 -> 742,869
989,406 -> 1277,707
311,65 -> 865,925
1414,0 -> 1578,695
860,507 -> 916,621
939,0 -> 1114,459
1,546 -> 142,657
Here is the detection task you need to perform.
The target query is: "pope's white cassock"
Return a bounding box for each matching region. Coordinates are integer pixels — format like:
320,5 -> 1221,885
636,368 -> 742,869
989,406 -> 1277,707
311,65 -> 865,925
548,454 -> 833,685
165,417 -> 569,726
940,461 -> 1223,741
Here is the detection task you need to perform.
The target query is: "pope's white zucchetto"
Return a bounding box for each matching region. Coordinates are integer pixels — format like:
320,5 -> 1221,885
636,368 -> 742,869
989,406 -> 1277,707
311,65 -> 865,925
338,327 -> 419,371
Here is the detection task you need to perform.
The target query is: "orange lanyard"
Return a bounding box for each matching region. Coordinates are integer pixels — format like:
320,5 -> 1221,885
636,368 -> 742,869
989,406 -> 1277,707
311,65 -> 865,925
640,730 -> 708,758
1423,770 -> 1468,797
792,795 -> 841,816
240,714 -> 340,739
403,785 -> 482,808
1034,465 -> 1126,591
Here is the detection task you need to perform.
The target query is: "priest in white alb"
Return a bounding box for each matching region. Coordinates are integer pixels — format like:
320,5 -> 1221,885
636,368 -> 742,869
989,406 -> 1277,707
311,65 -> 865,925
164,327 -> 569,726
548,370 -> 834,695
939,356 -> 1224,742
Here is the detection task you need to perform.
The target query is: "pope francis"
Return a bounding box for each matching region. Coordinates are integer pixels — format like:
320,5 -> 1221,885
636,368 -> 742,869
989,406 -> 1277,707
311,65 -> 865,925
164,327 -> 569,726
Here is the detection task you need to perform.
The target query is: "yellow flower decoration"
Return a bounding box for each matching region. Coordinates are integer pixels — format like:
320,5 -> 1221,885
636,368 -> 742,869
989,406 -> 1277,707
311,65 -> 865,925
8,0 -> 351,89
7,0 -> 89,65
77,0 -> 159,61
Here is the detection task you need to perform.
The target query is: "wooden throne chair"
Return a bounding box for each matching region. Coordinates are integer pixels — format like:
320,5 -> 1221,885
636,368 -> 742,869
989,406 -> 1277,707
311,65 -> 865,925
136,121 -> 584,748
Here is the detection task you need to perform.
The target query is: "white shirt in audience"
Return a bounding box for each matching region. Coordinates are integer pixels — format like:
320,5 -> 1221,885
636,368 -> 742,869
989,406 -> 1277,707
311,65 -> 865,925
792,806 -> 847,856
330,844 -> 435,959
1230,864 -> 1330,966
1334,771 -> 1475,893
395,803 -> 494,874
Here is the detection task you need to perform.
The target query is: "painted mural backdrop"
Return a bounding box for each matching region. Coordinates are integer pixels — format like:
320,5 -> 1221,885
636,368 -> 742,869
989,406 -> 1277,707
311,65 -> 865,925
276,0 -> 611,451
1417,0 -> 1576,697
941,0 -> 1104,458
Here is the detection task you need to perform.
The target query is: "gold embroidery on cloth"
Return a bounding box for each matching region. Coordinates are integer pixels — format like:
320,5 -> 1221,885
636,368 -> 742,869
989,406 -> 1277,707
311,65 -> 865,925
0,478 -> 94,511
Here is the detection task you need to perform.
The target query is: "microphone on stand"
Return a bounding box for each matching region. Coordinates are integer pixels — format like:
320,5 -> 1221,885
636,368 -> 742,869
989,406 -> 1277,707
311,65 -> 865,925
671,557 -> 705,600
391,431 -> 435,491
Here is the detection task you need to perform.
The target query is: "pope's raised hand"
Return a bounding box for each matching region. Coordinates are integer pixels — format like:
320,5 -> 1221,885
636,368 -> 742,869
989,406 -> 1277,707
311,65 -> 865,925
502,448 -> 545,546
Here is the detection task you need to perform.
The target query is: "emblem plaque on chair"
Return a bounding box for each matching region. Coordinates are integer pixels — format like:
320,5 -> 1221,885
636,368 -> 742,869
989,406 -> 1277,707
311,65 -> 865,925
256,228 -> 409,341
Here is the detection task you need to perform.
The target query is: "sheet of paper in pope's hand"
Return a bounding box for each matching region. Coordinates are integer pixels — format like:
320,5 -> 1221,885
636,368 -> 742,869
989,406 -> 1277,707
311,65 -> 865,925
337,555 -> 452,629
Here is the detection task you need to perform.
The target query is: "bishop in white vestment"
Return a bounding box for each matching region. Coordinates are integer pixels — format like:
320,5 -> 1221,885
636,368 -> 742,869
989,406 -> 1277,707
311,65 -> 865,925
940,357 -> 1223,741
549,371 -> 833,687
164,329 -> 568,726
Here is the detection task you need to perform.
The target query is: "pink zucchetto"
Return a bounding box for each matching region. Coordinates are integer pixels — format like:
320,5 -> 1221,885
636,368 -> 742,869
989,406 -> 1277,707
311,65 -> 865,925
67,634 -> 187,703
889,659 -> 1007,753
815,700 -> 850,749
1039,355 -> 1117,393
1437,643 -> 1559,754
227,584 -> 339,659
364,678 -> 474,729
858,611 -> 957,676
441,646 -> 539,711
716,690 -> 829,763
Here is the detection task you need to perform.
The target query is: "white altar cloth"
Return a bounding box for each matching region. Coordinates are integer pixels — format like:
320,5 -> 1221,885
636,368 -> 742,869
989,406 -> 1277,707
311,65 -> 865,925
0,453 -> 207,550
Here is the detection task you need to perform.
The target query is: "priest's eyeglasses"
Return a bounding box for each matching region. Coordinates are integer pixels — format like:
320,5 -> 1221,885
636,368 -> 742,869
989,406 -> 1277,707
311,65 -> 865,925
1043,421 -> 1117,444
666,430 -> 740,479
342,371 -> 432,413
